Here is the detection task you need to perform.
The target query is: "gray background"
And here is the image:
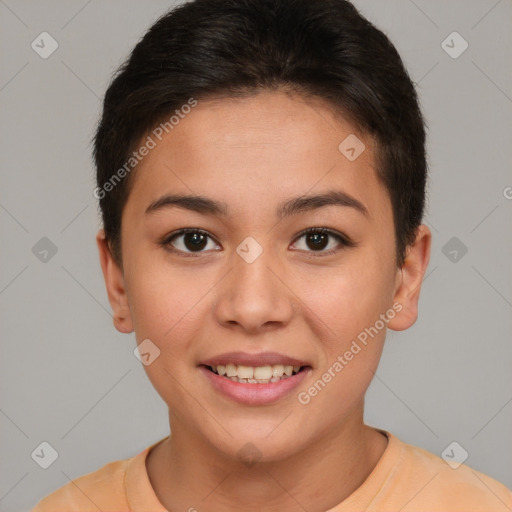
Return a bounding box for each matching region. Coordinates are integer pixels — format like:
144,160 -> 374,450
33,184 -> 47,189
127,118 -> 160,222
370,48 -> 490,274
0,0 -> 511,510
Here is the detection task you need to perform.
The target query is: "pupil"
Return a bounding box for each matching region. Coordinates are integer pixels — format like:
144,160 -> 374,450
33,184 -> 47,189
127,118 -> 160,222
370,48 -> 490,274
185,233 -> 207,251
182,232 -> 328,252
308,232 -> 327,250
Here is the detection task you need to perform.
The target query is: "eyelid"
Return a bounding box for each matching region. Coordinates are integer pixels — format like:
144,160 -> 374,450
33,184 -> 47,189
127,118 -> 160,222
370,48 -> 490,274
161,227 -> 354,257
294,227 -> 355,247
161,228 -> 221,258
291,227 -> 355,257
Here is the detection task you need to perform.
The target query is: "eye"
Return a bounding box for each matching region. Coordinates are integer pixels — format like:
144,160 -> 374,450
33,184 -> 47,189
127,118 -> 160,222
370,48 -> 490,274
161,227 -> 355,258
291,227 -> 355,257
161,228 -> 220,256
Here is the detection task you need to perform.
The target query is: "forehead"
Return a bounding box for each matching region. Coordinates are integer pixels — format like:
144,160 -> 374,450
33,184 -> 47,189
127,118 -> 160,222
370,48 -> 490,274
124,91 -> 391,224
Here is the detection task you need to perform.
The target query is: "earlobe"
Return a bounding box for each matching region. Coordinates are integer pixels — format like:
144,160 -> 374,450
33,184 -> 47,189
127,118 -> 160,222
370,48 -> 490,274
96,229 -> 134,334
387,224 -> 431,332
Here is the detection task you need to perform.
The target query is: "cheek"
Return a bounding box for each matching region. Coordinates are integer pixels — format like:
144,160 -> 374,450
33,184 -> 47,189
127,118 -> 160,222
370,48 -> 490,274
126,267 -> 211,406
126,259 -> 208,348
299,259 -> 392,340
293,269 -> 389,420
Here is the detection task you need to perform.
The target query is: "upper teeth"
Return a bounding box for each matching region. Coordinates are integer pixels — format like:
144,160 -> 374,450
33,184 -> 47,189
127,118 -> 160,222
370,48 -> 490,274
211,364 -> 301,379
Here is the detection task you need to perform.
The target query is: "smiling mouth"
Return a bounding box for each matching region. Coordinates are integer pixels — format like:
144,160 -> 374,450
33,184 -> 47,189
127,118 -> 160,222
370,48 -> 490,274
202,363 -> 308,384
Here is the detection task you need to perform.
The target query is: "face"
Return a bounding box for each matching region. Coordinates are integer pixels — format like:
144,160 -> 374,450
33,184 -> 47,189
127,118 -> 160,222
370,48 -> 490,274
97,90 -> 430,462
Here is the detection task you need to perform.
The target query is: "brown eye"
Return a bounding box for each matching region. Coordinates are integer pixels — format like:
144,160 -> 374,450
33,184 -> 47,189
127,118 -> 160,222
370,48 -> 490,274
181,232 -> 208,251
305,231 -> 330,251
292,228 -> 354,257
162,229 -> 220,256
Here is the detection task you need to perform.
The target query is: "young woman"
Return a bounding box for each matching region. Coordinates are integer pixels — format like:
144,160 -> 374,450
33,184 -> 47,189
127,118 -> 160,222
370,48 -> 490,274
32,0 -> 512,510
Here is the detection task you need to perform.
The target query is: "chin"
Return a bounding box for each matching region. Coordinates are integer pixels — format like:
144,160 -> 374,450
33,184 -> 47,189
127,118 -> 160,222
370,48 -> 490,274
205,426 -> 308,466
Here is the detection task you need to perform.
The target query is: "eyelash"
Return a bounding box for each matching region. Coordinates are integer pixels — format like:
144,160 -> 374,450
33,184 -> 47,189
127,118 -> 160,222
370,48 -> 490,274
160,227 -> 355,258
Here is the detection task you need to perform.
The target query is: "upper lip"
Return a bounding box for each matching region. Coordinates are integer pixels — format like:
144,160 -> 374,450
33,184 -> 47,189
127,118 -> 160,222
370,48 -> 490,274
200,351 -> 310,368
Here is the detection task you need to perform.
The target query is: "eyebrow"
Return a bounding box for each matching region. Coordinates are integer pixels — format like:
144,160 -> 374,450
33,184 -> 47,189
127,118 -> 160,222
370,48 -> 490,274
145,190 -> 369,219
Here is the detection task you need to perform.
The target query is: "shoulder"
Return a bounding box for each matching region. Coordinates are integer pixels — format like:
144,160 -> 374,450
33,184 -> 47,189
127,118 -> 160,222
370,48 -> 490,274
30,457 -> 131,512
396,436 -> 512,511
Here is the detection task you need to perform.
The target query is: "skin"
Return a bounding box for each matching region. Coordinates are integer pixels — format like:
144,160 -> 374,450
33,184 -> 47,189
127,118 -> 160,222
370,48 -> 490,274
97,90 -> 431,512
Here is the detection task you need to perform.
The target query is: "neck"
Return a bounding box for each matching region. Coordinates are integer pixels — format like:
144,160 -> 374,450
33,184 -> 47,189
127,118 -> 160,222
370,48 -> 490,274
146,409 -> 388,512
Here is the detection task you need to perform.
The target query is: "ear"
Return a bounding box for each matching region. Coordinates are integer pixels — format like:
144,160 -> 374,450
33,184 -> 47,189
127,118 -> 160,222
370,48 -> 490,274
96,229 -> 134,333
387,224 -> 431,331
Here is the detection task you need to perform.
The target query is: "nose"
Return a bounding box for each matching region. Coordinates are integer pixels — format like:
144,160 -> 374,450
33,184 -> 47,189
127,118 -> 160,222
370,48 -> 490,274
212,245 -> 296,334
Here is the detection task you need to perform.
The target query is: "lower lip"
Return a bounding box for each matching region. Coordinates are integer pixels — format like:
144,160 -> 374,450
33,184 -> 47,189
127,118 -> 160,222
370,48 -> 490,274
199,365 -> 311,405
